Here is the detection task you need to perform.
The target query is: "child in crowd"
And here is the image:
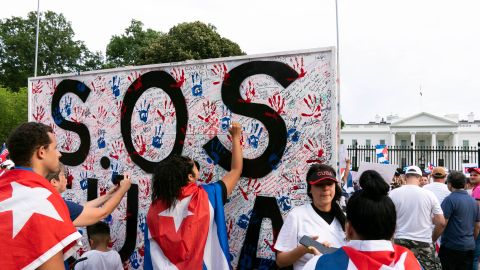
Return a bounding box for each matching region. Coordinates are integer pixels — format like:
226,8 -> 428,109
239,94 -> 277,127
74,222 -> 123,270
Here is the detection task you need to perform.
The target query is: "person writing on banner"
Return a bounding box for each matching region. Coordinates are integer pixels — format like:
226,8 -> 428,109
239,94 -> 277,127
143,122 -> 243,270
0,122 -> 82,270
46,162 -> 131,226
275,164 -> 347,270
303,170 -> 422,269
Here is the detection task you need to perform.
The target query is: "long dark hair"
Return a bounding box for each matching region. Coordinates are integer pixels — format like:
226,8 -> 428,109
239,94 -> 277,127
306,164 -> 346,230
151,155 -> 195,209
347,170 -> 396,240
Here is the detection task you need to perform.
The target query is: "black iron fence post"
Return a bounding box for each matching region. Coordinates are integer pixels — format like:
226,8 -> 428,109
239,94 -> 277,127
354,141 -> 358,171
410,142 -> 414,166
478,142 -> 480,168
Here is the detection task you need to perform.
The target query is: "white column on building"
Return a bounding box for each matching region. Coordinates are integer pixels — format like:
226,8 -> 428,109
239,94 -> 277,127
390,132 -> 396,146
410,132 -> 416,148
431,132 -> 437,166
453,131 -> 459,147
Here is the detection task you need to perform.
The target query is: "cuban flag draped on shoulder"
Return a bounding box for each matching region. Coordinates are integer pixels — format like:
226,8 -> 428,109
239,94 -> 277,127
376,144 -> 389,164
0,143 -> 8,164
144,181 -> 231,270
0,169 -> 82,270
304,240 -> 422,270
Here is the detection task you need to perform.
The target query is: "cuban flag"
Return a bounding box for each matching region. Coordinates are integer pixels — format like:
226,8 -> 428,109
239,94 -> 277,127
376,144 -> 389,164
425,162 -> 434,174
0,143 -> 8,164
144,181 -> 230,270
304,240 -> 422,270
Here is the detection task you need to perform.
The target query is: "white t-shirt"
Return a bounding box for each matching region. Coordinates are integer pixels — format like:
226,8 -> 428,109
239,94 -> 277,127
274,204 -> 346,270
74,250 -> 123,270
423,182 -> 450,204
389,185 -> 443,243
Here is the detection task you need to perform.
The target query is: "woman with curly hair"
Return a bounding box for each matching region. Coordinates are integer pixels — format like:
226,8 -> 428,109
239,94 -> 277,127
144,122 -> 243,270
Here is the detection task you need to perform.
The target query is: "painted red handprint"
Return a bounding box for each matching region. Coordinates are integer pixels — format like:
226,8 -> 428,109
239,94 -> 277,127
239,178 -> 261,201
301,94 -> 322,118
32,80 -> 43,94
91,76 -> 107,93
128,71 -> 142,91
170,68 -> 186,88
134,135 -> 147,156
109,140 -> 124,160
156,99 -> 176,122
290,57 -> 307,79
239,81 -> 256,103
304,138 -> 325,164
63,133 -> 74,151
46,79 -> 57,95
71,106 -> 88,124
197,100 -> 217,123
268,93 -> 286,115
92,105 -> 108,125
33,106 -> 45,122
211,63 -> 230,85
82,155 -> 95,171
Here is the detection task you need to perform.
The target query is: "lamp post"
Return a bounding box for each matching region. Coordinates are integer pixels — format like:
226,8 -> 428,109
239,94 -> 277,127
34,0 -> 40,77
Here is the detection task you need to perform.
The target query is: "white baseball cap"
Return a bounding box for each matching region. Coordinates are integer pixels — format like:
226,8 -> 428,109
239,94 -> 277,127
405,165 -> 422,176
1,160 -> 14,169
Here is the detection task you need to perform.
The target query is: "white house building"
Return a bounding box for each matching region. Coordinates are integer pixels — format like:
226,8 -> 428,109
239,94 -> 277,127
341,112 -> 480,148
341,112 -> 480,170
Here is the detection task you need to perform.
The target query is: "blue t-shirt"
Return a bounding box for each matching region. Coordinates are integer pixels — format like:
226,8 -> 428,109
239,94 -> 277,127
441,190 -> 480,251
64,200 -> 84,222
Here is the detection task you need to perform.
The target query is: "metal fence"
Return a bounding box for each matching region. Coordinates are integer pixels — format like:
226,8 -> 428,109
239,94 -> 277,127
347,142 -> 480,171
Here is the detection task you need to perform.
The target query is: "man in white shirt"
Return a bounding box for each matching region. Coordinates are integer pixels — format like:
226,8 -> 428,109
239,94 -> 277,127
389,165 -> 446,270
424,167 -> 450,204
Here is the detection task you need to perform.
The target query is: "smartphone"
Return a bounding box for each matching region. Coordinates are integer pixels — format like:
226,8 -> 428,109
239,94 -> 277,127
112,174 -> 124,185
299,235 -> 339,254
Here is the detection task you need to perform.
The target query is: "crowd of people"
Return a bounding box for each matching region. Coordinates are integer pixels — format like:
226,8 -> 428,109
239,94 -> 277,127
1,121 -> 480,270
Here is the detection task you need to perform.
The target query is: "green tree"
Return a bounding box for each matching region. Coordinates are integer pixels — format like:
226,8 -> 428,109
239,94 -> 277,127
0,11 -> 103,91
0,87 -> 28,143
105,19 -> 161,68
141,21 -> 244,64
106,20 -> 244,66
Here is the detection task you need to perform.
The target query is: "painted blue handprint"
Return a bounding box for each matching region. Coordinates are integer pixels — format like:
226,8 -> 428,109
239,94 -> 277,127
237,211 -> 252,229
52,106 -> 63,125
277,196 -> 292,212
287,117 -> 301,143
152,125 -> 165,149
111,163 -> 120,183
76,82 -> 86,93
191,72 -> 203,96
247,122 -> 263,149
268,152 -> 281,170
97,129 -> 106,149
220,105 -> 232,132
136,100 -> 150,123
109,75 -> 121,98
138,213 -> 147,233
206,139 -> 227,165
129,251 -> 140,269
79,171 -> 89,190
63,96 -> 72,116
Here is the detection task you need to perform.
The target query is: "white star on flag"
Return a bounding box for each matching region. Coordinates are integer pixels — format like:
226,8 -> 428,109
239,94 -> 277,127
0,182 -> 63,238
159,195 -> 194,232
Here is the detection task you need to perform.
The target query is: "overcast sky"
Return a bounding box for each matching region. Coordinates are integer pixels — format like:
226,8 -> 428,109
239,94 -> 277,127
2,0 -> 479,123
